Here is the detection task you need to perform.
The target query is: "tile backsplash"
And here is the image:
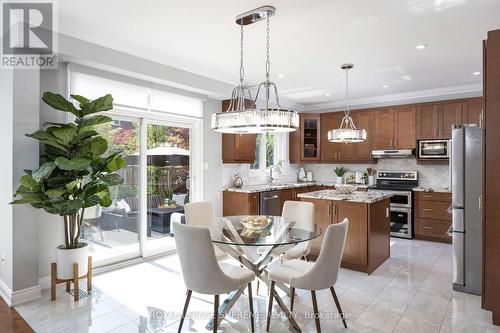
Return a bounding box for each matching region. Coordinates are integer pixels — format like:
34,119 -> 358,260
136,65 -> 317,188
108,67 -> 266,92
222,158 -> 450,188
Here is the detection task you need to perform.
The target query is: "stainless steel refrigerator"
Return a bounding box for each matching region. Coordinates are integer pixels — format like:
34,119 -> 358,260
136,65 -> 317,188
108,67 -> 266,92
450,125 -> 483,295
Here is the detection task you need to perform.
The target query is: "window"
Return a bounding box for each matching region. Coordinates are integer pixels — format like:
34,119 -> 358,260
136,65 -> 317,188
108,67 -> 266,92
250,132 -> 287,172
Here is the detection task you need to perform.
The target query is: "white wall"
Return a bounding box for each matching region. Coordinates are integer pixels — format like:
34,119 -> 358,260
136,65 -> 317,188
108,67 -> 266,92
202,100 -> 223,216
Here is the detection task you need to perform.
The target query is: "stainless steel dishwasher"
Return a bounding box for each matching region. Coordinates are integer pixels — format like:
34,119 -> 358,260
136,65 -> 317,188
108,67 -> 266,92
259,190 -> 281,216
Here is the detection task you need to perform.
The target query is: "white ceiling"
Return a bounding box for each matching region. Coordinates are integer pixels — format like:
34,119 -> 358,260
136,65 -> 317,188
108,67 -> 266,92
56,0 -> 500,110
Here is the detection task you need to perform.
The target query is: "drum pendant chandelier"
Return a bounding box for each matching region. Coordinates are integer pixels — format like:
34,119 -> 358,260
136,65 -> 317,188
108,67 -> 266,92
328,64 -> 367,143
211,6 -> 299,134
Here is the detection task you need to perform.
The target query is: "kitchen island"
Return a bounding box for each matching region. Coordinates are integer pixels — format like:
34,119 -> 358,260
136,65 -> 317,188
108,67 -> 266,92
299,190 -> 391,274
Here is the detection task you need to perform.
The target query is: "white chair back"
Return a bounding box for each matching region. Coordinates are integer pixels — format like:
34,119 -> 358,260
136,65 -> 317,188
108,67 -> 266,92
172,222 -> 240,295
282,201 -> 314,231
291,219 -> 348,290
184,201 -> 214,228
83,205 -> 102,220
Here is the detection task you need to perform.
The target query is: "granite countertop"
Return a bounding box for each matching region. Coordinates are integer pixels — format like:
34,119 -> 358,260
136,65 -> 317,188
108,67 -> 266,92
224,182 -> 369,193
298,189 -> 392,204
412,187 -> 451,193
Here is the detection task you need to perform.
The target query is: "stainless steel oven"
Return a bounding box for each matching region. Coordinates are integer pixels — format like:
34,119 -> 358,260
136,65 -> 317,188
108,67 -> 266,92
418,140 -> 451,159
388,191 -> 412,208
390,207 -> 412,238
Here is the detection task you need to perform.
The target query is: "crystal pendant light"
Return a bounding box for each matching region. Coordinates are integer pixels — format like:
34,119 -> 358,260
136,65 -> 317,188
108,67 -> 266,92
211,6 -> 299,134
328,64 -> 367,143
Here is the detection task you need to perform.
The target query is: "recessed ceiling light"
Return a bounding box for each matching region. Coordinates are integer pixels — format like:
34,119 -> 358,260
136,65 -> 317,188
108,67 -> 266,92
277,74 -> 285,78
325,92 -> 331,97
382,84 -> 389,88
416,44 -> 428,50
472,71 -> 481,76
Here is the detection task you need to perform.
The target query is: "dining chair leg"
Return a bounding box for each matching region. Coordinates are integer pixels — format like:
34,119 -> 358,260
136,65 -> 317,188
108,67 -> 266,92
330,287 -> 347,328
213,294 -> 219,333
303,255 -> 308,262
247,283 -> 255,332
266,281 -> 275,332
311,290 -> 321,333
178,289 -> 192,333
290,287 -> 295,311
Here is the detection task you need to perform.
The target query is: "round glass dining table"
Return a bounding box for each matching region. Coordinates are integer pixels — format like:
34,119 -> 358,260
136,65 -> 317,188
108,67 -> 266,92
207,215 -> 321,333
210,215 -> 321,247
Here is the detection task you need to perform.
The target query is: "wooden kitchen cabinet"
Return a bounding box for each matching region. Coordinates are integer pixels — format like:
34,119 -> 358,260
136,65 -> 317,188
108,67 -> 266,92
414,191 -> 452,243
373,105 -> 416,150
290,114 -> 321,163
221,100 -> 256,163
416,101 -> 462,140
320,111 -> 373,163
462,97 -> 483,126
441,101 -> 463,139
222,191 -> 259,216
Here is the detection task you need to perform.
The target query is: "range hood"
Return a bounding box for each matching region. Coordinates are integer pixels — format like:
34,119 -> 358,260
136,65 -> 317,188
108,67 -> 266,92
372,149 -> 415,159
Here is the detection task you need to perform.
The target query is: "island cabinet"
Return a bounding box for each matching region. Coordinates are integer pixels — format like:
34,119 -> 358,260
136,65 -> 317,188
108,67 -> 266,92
223,191 -> 259,216
372,105 -> 416,150
289,114 -> 321,163
300,196 -> 390,274
221,100 -> 256,163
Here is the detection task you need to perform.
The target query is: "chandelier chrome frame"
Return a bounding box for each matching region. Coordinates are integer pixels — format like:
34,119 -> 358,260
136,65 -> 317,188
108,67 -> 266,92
327,64 -> 367,143
211,6 -> 299,134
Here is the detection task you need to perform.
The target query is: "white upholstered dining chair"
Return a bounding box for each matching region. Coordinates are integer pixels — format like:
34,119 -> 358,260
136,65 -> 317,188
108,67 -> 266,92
274,200 -> 315,261
184,201 -> 227,260
172,222 -> 256,333
266,219 -> 349,332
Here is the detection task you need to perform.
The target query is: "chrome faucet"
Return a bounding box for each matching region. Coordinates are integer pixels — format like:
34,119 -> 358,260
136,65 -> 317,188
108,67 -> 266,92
269,165 -> 282,184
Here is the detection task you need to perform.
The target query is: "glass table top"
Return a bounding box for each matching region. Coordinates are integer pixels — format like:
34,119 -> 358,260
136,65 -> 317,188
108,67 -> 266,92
210,215 -> 321,247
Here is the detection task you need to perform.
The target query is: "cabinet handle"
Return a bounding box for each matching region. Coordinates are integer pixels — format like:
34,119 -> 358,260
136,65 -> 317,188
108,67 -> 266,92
480,109 -> 484,128
422,195 -> 433,199
423,226 -> 433,230
423,208 -> 433,212
328,204 -> 332,215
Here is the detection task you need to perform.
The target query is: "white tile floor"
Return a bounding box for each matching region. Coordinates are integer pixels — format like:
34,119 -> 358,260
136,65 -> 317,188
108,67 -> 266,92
16,238 -> 500,333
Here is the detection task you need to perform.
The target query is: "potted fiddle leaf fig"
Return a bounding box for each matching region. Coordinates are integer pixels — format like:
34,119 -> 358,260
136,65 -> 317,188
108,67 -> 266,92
11,92 -> 125,280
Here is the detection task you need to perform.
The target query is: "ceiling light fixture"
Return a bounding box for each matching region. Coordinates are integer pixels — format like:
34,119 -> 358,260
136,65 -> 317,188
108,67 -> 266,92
472,71 -> 481,76
416,44 -> 428,50
328,64 -> 367,144
211,6 -> 299,134
277,73 -> 285,78
325,92 -> 331,97
382,84 -> 389,88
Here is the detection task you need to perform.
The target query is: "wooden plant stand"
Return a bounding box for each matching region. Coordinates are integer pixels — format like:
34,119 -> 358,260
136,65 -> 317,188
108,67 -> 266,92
51,256 -> 92,302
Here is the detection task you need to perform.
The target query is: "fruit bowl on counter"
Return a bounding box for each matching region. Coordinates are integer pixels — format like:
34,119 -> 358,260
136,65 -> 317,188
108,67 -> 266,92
240,215 -> 271,232
335,184 -> 358,195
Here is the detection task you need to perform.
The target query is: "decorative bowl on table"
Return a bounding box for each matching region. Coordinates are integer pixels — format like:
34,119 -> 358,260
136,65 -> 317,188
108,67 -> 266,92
335,184 -> 358,195
240,215 -> 271,232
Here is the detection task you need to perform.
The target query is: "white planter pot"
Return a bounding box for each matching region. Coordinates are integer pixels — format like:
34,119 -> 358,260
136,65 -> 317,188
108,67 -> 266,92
336,176 -> 344,184
56,243 -> 89,280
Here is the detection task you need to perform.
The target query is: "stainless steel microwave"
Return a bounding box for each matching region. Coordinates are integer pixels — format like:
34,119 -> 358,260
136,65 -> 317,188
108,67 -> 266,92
418,139 -> 451,159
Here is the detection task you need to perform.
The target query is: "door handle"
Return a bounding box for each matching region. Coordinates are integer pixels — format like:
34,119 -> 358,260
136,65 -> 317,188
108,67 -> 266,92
263,195 -> 279,200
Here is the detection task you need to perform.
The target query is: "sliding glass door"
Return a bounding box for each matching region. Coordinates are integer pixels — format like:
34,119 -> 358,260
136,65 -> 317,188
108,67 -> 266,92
81,114 -> 199,264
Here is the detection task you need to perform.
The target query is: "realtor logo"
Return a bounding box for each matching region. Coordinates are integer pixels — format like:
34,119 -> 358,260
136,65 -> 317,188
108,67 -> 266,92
1,1 -> 57,69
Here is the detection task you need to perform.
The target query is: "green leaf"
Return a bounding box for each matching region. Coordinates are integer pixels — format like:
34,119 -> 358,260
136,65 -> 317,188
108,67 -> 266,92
42,92 -> 82,117
11,192 -> 45,204
46,176 -> 75,188
48,199 -> 84,216
80,94 -> 113,115
55,157 -> 92,171
83,195 -> 101,208
99,196 -> 112,207
27,131 -> 69,151
32,162 -> 56,182
48,126 -> 77,144
75,130 -> 98,142
70,95 -> 90,106
98,173 -> 123,186
105,155 -> 125,172
46,188 -> 67,199
19,174 -> 39,191
65,180 -> 78,193
79,137 -> 108,158
79,115 -> 112,128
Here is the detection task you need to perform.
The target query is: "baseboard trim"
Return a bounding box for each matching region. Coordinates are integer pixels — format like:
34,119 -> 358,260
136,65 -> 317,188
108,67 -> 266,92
10,285 -> 41,306
0,278 -> 12,306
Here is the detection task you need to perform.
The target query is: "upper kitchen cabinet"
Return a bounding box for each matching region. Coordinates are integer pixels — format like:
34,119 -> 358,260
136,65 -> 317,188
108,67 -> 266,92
290,114 -> 321,163
462,97 -> 483,126
352,110 -> 374,160
221,100 -> 257,163
373,105 -> 416,150
416,100 -> 462,140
